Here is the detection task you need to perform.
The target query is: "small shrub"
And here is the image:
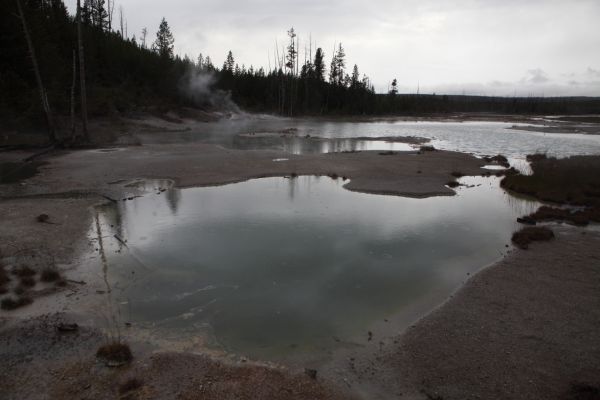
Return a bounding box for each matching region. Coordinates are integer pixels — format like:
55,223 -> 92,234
40,268 -> 61,282
511,227 -> 555,249
0,267 -> 10,286
96,342 -> 133,365
20,276 -> 36,287
118,378 -> 143,394
447,181 -> 460,188
566,382 -> 600,400
1,296 -> 33,311
420,145 -> 435,152
12,266 -> 35,277
526,153 -> 547,162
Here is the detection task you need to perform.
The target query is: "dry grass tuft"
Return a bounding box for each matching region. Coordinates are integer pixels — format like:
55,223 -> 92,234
1,296 -> 33,311
19,276 -> 36,287
118,378 -> 143,395
40,268 -> 61,282
96,342 -> 133,365
511,227 -> 555,249
502,155 -> 600,206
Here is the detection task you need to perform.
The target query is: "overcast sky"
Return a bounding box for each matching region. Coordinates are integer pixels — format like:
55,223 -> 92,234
64,0 -> 600,96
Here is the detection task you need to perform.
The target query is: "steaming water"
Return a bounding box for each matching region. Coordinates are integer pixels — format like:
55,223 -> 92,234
138,117 -> 600,162
93,175 -> 539,361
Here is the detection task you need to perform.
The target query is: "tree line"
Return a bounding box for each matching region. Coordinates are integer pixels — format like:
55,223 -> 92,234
1,0 -> 599,142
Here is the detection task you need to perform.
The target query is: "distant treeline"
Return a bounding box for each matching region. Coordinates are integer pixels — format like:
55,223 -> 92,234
1,0 -> 599,133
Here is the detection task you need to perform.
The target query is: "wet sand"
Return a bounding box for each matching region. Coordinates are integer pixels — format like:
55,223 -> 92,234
1,140 -> 599,399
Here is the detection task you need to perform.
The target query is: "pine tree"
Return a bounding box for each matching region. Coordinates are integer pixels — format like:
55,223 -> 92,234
91,0 -> 109,31
153,18 -> 174,59
223,51 -> 234,72
329,52 -> 338,84
351,64 -> 360,88
313,48 -> 325,81
335,43 -> 346,86
389,78 -> 398,95
285,27 -> 297,75
204,56 -> 214,70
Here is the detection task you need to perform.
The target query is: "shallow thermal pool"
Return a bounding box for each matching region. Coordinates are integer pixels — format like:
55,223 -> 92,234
91,175 -> 539,361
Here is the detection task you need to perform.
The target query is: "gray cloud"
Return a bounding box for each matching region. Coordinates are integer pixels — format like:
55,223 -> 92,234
523,69 -> 550,84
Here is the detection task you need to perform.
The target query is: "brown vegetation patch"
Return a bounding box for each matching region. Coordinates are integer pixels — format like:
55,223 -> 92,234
511,227 -> 555,249
118,378 -> 143,395
565,383 -> 600,400
501,155 -> 600,206
420,145 -> 436,152
484,154 -> 510,167
19,276 -> 36,287
1,296 -> 33,311
12,266 -> 36,277
526,205 -> 600,226
0,266 -> 10,286
96,342 -> 133,365
40,268 -> 61,282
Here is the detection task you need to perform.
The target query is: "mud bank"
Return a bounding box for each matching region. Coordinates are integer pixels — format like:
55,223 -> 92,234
1,142 -> 599,400
346,227 -> 600,400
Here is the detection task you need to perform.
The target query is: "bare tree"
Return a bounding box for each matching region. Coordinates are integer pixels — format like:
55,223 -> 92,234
70,50 -> 77,139
77,0 -> 90,141
15,0 -> 56,142
107,0 -> 114,31
141,27 -> 147,49
119,5 -> 124,37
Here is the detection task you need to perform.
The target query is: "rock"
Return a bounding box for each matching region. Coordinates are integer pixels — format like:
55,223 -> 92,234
517,216 -> 536,225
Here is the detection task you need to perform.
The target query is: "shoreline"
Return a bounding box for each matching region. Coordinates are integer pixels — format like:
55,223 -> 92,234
1,138 -> 599,399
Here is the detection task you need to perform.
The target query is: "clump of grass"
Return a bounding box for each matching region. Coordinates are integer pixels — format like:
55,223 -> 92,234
40,268 -> 61,282
13,286 -> 26,295
526,205 -> 600,226
526,153 -> 547,162
484,154 -> 510,167
118,378 -> 143,395
12,266 -> 36,278
1,296 -> 33,311
446,181 -> 460,188
20,276 -> 36,287
96,342 -> 133,365
0,266 -> 10,286
501,155 -> 600,207
419,145 -> 435,152
511,227 -> 555,249
328,173 -> 339,179
566,382 -> 600,400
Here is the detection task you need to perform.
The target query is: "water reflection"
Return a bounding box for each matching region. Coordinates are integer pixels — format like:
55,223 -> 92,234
137,117 -> 600,161
93,176 -> 539,360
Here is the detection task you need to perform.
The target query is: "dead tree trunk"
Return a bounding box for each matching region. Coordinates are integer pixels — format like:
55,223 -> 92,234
77,0 -> 90,142
15,0 -> 56,143
70,50 -> 77,139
